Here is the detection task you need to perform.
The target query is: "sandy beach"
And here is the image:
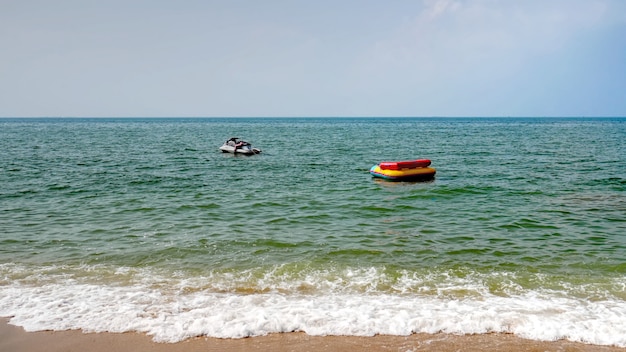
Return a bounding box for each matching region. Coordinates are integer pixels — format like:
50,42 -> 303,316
1,318 -> 624,352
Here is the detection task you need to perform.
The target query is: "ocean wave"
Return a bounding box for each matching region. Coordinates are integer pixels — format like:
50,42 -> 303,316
1,264 -> 625,346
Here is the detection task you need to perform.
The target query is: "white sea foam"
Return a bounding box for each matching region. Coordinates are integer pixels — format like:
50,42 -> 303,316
1,277 -> 626,346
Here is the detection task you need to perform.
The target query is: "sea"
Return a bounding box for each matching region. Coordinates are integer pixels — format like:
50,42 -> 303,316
1,117 -> 625,346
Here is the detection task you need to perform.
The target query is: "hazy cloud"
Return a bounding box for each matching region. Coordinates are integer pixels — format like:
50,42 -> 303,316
1,0 -> 624,117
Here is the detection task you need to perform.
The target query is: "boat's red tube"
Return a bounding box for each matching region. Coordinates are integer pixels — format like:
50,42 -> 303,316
379,159 -> 431,170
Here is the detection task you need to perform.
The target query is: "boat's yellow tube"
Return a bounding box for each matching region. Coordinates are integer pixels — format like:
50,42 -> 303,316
370,165 -> 436,181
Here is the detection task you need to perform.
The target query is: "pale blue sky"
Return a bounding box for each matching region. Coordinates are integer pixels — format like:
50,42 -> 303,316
2,0 -> 625,117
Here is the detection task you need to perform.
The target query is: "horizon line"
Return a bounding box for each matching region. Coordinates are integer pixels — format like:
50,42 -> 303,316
1,115 -> 623,119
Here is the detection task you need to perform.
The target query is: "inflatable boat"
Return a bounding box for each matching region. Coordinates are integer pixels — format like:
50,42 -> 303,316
370,159 -> 436,181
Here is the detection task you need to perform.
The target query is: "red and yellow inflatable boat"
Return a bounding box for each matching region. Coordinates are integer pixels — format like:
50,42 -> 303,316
370,159 -> 436,181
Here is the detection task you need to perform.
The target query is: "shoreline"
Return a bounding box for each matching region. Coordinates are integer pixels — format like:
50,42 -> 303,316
2,319 -> 625,352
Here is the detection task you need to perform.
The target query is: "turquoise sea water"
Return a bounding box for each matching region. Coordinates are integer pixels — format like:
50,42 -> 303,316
1,117 -> 625,345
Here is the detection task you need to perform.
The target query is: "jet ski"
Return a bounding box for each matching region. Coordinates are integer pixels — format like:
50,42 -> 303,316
219,137 -> 262,155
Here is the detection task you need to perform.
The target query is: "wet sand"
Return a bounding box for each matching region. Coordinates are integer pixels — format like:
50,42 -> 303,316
1,318 -> 624,352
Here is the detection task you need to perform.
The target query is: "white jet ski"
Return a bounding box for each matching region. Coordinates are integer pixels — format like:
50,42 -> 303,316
219,137 -> 262,155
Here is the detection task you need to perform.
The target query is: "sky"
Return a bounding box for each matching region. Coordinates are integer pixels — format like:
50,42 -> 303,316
1,0 -> 626,117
